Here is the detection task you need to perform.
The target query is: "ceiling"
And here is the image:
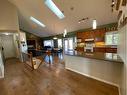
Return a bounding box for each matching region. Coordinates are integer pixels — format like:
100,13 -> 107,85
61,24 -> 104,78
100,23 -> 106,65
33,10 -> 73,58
8,0 -> 118,37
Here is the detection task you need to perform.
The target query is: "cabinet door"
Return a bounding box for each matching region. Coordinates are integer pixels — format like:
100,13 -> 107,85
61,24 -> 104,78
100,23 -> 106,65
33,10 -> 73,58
94,29 -> 105,42
94,47 -> 106,52
106,48 -> 117,53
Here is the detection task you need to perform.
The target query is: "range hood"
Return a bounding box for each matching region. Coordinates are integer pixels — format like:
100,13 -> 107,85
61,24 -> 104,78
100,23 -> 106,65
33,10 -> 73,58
85,38 -> 94,41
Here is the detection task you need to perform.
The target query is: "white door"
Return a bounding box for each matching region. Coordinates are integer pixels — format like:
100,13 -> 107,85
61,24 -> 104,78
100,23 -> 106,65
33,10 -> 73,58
68,38 -> 73,50
64,38 -> 74,51
0,35 -> 16,58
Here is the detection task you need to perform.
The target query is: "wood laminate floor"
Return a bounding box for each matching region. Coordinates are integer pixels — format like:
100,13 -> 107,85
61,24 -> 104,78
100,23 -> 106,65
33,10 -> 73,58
0,55 -> 119,95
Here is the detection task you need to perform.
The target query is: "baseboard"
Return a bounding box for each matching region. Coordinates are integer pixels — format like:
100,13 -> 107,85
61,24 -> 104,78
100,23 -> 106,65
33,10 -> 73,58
66,67 -> 120,89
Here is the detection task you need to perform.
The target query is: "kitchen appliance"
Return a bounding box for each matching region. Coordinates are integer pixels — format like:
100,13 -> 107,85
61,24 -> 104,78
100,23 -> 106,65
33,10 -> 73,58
84,39 -> 95,52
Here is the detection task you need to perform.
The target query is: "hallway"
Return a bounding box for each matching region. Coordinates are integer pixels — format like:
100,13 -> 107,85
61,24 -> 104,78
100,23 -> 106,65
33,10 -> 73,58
0,57 -> 119,95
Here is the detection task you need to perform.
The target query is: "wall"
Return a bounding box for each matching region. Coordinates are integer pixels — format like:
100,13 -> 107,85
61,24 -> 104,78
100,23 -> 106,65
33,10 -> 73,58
19,31 -> 28,53
13,33 -> 20,58
19,31 -> 28,62
0,0 -> 19,31
118,25 -> 127,95
116,0 -> 127,95
21,29 -> 42,49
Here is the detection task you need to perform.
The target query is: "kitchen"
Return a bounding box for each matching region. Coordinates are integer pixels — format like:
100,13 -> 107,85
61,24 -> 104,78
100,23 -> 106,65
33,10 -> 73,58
76,26 -> 118,53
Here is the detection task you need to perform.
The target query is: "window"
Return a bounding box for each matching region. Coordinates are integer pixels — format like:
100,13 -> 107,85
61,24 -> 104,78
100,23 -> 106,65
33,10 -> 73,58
57,39 -> 62,48
44,40 -> 54,47
105,32 -> 119,45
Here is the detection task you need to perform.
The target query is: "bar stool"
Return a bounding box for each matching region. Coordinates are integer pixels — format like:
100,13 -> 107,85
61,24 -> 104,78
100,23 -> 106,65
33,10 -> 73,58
46,50 -> 52,64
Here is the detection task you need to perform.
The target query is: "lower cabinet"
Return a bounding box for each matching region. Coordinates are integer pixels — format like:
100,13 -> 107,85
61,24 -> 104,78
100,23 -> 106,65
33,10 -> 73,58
76,47 -> 117,53
94,47 -> 117,53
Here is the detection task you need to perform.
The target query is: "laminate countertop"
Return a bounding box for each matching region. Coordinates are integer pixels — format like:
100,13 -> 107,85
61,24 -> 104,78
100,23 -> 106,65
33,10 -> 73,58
64,51 -> 123,63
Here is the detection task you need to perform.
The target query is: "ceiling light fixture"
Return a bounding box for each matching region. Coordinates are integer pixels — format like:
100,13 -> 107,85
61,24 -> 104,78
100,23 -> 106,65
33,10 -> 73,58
53,37 -> 58,40
63,29 -> 67,37
5,33 -> 9,35
92,19 -> 97,29
30,16 -> 46,27
78,17 -> 89,24
45,0 -> 65,19
111,0 -> 115,12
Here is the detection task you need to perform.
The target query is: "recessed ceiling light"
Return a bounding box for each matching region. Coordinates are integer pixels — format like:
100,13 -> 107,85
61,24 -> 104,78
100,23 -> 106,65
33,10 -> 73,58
30,16 -> 46,27
92,19 -> 97,29
45,0 -> 65,19
53,37 -> 57,40
5,33 -> 9,35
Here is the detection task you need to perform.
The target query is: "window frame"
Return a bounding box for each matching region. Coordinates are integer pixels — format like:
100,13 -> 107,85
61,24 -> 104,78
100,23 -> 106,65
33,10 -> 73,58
105,31 -> 118,45
43,40 -> 54,47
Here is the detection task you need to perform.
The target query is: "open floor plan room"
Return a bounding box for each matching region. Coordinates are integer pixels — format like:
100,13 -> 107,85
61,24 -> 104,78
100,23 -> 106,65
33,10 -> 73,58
0,0 -> 127,95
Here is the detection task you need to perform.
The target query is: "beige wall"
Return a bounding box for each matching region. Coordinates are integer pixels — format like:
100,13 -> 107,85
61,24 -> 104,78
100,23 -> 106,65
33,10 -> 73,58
0,0 -> 19,31
19,31 -> 27,53
118,25 -> 127,95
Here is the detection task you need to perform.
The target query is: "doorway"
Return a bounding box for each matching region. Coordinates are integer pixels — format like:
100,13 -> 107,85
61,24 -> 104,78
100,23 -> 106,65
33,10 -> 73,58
64,38 -> 74,52
0,34 -> 16,59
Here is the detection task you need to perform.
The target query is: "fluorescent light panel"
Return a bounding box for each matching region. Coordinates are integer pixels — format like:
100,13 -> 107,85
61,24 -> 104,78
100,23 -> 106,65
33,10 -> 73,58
93,20 -> 97,29
45,0 -> 65,19
30,16 -> 46,27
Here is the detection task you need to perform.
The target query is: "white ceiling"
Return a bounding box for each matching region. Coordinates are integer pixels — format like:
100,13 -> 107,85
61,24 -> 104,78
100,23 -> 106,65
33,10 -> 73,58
8,0 -> 118,37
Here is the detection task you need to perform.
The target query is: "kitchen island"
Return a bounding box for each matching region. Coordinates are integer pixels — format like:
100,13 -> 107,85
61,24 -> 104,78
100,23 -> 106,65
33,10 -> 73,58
64,51 -> 123,88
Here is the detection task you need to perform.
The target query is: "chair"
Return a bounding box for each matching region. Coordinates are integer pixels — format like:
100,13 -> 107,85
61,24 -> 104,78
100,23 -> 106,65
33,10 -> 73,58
22,52 -> 44,70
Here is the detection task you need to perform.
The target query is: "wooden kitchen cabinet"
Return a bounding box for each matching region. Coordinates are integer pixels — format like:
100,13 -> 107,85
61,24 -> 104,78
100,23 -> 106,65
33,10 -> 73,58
94,47 -> 106,52
94,47 -> 117,53
76,47 -> 84,51
106,48 -> 117,53
77,28 -> 106,43
94,29 -> 105,42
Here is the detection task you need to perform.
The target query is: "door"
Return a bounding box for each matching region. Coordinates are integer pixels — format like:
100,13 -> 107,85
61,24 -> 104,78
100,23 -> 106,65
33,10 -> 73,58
64,38 -> 74,51
64,39 -> 68,51
0,35 -> 16,58
68,38 -> 73,50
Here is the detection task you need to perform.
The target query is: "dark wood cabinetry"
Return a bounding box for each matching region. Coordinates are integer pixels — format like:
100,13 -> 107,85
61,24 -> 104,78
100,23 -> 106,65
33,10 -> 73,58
77,28 -> 106,42
94,29 -> 105,42
94,47 -> 105,52
75,47 -> 84,51
76,28 -> 117,53
27,39 -> 36,49
94,47 -> 117,53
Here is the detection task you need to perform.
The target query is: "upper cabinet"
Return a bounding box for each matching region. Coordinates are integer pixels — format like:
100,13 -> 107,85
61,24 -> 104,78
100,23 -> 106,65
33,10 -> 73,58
94,29 -> 106,42
77,28 -> 106,42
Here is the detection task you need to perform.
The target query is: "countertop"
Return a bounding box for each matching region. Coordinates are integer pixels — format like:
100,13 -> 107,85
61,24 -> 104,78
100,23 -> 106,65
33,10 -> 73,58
64,51 -> 123,63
